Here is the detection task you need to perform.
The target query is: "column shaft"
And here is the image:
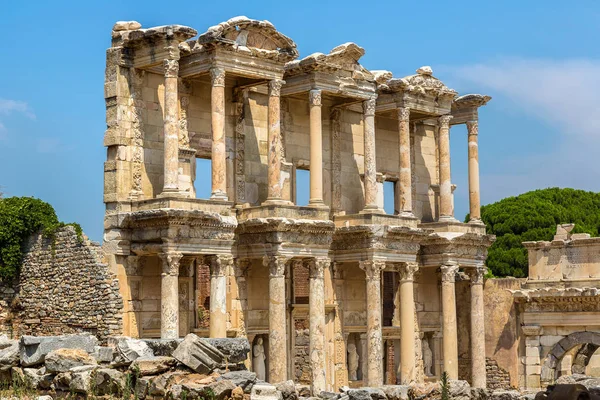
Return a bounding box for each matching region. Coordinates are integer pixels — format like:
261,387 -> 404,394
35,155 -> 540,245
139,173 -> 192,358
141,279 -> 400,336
467,120 -> 481,222
208,255 -> 231,338
438,115 -> 454,220
470,266 -> 487,388
308,258 -> 327,394
399,263 -> 418,384
265,80 -> 286,203
161,59 -> 180,194
264,256 -> 288,383
440,263 -> 459,379
360,260 -> 385,386
210,67 -> 227,200
362,97 -> 381,212
309,89 -> 325,207
398,107 -> 413,215
159,252 -> 182,339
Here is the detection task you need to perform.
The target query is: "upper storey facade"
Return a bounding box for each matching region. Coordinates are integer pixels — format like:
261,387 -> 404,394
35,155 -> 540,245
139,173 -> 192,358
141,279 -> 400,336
103,16 -> 490,226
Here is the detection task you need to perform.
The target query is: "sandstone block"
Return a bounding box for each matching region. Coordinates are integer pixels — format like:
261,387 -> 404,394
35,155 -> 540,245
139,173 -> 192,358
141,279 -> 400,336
19,334 -> 98,367
130,356 -> 177,376
94,368 -> 125,396
109,336 -> 154,366
135,376 -> 152,399
0,340 -> 19,371
45,348 -> 97,373
217,370 -> 257,393
539,336 -> 563,347
251,383 -> 283,400
381,385 -> 411,400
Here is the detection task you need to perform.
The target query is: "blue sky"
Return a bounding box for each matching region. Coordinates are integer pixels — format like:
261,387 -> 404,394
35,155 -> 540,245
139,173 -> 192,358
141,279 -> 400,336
1,0 -> 599,241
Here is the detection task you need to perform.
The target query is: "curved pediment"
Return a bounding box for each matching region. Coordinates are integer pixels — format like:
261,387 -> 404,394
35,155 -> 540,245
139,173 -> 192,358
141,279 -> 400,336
386,66 -> 457,100
196,16 -> 298,61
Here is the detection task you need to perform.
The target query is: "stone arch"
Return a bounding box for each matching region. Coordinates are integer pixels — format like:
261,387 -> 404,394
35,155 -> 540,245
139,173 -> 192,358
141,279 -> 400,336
541,331 -> 600,384
572,343 -> 600,374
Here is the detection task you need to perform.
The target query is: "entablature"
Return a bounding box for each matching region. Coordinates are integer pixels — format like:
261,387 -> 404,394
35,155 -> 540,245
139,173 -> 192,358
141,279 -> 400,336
450,94 -> 492,125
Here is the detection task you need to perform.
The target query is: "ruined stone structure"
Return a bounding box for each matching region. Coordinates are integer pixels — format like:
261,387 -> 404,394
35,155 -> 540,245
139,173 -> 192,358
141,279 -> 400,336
102,17 -> 494,393
511,224 -> 600,391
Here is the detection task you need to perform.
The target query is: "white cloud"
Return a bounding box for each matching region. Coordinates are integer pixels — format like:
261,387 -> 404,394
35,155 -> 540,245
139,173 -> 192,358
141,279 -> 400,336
445,58 -> 600,205
0,98 -> 36,140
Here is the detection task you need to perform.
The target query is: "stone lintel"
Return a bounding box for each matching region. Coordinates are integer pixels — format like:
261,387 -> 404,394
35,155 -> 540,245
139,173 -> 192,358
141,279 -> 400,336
281,71 -> 376,99
179,49 -> 286,80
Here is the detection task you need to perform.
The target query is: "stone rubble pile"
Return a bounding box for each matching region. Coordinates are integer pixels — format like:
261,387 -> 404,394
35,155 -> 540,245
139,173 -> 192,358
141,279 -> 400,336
1,332 -> 600,399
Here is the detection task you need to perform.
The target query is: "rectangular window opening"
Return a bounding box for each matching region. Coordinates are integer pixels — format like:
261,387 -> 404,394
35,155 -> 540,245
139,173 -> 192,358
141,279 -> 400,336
383,180 -> 396,215
195,158 -> 212,199
295,168 -> 310,207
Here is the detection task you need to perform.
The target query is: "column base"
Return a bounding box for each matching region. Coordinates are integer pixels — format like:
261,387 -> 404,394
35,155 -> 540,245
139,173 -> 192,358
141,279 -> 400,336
158,190 -> 185,199
262,198 -> 293,206
438,215 -> 459,223
308,200 -> 329,210
210,190 -> 229,201
360,205 -> 385,215
468,218 -> 485,225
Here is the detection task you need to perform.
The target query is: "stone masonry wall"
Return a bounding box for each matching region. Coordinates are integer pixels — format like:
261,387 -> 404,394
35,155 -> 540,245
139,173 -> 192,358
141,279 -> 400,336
0,226 -> 123,341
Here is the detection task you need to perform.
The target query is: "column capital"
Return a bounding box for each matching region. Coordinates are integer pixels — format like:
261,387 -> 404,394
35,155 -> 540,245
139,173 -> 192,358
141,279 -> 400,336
263,255 -> 288,277
206,254 -> 233,277
235,258 -> 252,277
399,262 -> 419,281
438,114 -> 453,128
440,262 -> 459,283
363,97 -> 377,116
163,59 -> 179,78
468,265 -> 487,285
210,67 -> 226,87
309,89 -> 322,106
307,257 -> 329,279
359,260 -> 385,280
466,120 -> 479,135
159,252 -> 183,276
397,107 -> 410,121
268,79 -> 285,97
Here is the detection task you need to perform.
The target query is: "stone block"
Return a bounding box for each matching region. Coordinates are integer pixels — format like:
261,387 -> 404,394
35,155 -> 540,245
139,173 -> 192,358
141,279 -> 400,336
217,370 -> 257,393
251,383 -> 283,400
70,367 -> 95,394
276,380 -> 298,400
0,340 -> 19,371
143,338 -> 182,356
94,368 -> 125,396
23,367 -> 54,390
92,346 -> 115,363
489,390 -> 521,400
130,356 -> 176,376
540,335 -> 563,347
109,336 -> 154,366
45,348 -> 97,373
449,380 -> 471,400
19,334 -> 99,367
380,385 -> 411,400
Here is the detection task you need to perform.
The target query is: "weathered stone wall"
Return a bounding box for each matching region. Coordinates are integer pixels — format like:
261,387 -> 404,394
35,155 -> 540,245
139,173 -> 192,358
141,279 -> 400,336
0,226 -> 123,341
484,278 -> 524,389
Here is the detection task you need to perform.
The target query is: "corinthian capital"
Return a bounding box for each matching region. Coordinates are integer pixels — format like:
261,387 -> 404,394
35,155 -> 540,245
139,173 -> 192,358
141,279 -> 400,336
466,120 -> 479,136
307,257 -> 329,279
397,107 -> 410,122
468,265 -> 487,285
440,262 -> 459,283
163,59 -> 179,78
399,262 -> 419,281
268,79 -> 285,97
263,255 -> 288,277
363,97 -> 377,116
359,260 -> 385,281
438,114 -> 453,128
210,67 -> 226,87
206,254 -> 233,277
159,252 -> 183,276
309,89 -> 322,106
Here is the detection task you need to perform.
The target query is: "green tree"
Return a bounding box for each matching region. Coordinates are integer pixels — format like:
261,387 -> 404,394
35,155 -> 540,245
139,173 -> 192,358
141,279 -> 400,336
0,197 -> 81,281
469,188 -> 600,278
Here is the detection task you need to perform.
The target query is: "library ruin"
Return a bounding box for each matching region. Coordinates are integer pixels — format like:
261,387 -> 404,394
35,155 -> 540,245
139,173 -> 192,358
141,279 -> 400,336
102,16 -> 493,393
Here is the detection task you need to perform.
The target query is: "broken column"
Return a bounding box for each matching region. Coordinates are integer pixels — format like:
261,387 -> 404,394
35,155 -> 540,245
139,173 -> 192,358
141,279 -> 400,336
161,59 -> 180,195
159,252 -> 182,339
207,255 -> 232,338
398,107 -> 413,216
438,115 -> 454,221
399,262 -> 418,384
308,257 -> 328,394
360,260 -> 385,386
440,262 -> 459,379
210,67 -> 228,200
264,255 -> 288,383
469,265 -> 487,388
264,79 -> 286,204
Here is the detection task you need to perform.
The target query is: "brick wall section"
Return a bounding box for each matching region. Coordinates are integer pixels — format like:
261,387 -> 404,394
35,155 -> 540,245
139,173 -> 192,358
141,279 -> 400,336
486,357 -> 512,390
196,263 -> 210,328
0,226 -> 123,342
294,319 -> 310,384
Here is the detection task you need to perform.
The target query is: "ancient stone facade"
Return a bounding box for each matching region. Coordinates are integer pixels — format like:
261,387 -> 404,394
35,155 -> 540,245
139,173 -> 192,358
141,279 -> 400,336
102,16 -> 494,393
1,226 -> 123,341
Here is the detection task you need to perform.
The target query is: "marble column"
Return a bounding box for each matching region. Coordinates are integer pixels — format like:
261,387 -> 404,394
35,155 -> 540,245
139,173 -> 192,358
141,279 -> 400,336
309,89 -> 326,208
362,97 -> 382,213
467,120 -> 482,223
440,262 -> 459,379
161,59 -> 180,195
265,79 -> 286,204
469,265 -> 487,388
207,255 -> 232,338
398,107 -> 413,216
159,252 -> 182,339
359,260 -> 385,386
438,115 -> 455,221
308,258 -> 328,395
210,67 -> 228,200
235,259 -> 251,338
399,262 -> 419,384
264,255 -> 288,383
